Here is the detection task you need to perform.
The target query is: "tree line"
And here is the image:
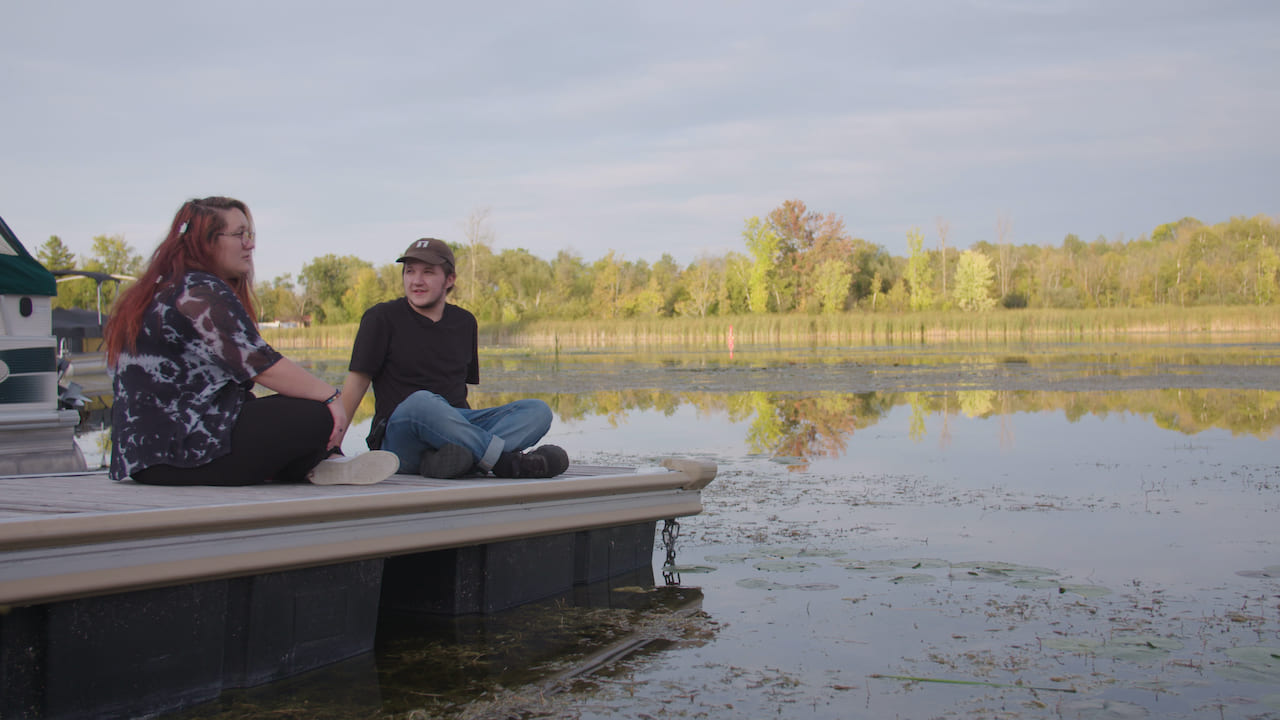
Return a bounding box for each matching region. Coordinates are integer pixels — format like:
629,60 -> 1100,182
35,201 -> 1279,324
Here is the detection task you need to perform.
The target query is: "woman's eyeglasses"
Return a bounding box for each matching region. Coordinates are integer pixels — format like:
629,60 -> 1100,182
218,230 -> 255,244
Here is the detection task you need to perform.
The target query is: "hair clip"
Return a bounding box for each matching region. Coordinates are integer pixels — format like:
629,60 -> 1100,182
178,221 -> 189,235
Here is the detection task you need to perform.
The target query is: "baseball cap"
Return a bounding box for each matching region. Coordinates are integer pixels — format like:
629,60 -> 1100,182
397,238 -> 455,267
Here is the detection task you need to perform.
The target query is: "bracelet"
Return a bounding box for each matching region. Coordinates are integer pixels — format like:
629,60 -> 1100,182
323,388 -> 342,405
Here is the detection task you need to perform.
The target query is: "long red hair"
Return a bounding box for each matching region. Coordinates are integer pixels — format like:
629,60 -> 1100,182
103,196 -> 258,366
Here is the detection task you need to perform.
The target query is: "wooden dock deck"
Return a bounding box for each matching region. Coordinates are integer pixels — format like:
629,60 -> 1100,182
0,458 -> 716,607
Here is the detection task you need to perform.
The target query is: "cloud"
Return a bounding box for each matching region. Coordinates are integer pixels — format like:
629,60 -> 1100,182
1,0 -> 1276,280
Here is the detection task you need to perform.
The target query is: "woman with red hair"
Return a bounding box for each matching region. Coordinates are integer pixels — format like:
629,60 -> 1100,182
103,196 -> 397,486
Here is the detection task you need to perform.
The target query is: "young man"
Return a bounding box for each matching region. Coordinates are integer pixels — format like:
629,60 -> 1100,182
337,238 -> 568,479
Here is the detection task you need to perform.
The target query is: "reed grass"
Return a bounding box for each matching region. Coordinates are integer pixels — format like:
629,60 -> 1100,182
260,306 -> 1280,351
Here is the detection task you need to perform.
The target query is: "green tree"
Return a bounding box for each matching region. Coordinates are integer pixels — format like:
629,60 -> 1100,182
37,235 -> 76,270
884,278 -> 910,312
953,249 -> 996,311
341,267 -> 392,321
676,254 -> 723,317
631,276 -> 665,317
1254,245 -> 1280,305
548,250 -> 593,319
812,258 -> 852,313
743,217 -> 781,314
299,254 -> 372,323
59,235 -> 143,312
255,274 -> 305,323
591,251 -> 625,318
721,252 -> 752,315
851,242 -> 894,307
91,235 -> 140,274
649,253 -> 683,316
490,248 -> 553,321
904,228 -> 935,311
40,236 -> 79,310
868,270 -> 884,310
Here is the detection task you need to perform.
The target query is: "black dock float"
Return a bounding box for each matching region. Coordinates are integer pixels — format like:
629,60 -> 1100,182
0,460 -> 716,719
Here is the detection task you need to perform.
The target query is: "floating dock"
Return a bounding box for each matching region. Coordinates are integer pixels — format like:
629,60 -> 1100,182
0,458 -> 716,719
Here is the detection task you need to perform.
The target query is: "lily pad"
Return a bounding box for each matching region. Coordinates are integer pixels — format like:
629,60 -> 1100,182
1041,636 -> 1103,653
1058,583 -> 1112,599
753,559 -> 818,572
948,569 -> 1006,583
1214,646 -> 1280,684
1010,579 -> 1063,591
834,559 -> 896,572
951,560 -> 1059,580
887,573 -> 935,585
704,553 -> 754,563
886,558 -> 950,569
736,578 -> 789,591
1094,635 -> 1183,662
1235,565 -> 1280,579
1056,698 -> 1149,719
734,578 -> 837,592
790,583 -> 840,591
1009,578 -> 1108,596
797,548 -> 847,558
750,545 -> 803,559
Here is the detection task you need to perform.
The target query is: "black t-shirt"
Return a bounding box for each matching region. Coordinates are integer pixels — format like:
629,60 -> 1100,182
348,298 -> 479,424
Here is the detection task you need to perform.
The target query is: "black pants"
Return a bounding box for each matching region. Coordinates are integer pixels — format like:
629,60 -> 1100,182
133,395 -> 333,486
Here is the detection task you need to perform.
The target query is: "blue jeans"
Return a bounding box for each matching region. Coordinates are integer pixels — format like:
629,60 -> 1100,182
382,391 -> 553,474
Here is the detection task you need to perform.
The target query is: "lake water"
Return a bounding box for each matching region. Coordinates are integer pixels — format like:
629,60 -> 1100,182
83,343 -> 1279,720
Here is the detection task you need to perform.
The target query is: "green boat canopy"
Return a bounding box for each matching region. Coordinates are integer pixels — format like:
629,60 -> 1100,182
0,215 -> 58,297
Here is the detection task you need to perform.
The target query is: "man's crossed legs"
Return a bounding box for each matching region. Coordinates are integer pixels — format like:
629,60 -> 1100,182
382,390 -> 568,479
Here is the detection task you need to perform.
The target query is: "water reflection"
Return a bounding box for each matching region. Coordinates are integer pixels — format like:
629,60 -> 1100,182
163,577 -> 710,720
74,386 -> 1280,473
472,387 -> 1280,470
69,342 -> 1280,471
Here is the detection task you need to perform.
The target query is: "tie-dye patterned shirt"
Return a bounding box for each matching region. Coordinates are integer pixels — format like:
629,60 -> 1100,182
109,271 -> 283,481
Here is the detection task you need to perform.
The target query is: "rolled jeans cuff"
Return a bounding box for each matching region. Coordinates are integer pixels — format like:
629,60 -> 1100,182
478,436 -> 505,470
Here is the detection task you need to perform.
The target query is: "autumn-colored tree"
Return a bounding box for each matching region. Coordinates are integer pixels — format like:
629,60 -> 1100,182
766,199 -> 855,312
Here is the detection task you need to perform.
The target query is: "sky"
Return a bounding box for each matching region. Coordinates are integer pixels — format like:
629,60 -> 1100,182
2,1 -> 1277,283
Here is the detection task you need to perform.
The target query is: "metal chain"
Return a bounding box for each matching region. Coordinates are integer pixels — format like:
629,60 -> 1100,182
661,518 -> 681,586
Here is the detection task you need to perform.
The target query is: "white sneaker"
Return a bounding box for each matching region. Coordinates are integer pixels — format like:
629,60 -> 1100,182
308,450 -> 400,486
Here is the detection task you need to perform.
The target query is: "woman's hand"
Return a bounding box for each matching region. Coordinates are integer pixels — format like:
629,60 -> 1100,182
327,400 -> 349,450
